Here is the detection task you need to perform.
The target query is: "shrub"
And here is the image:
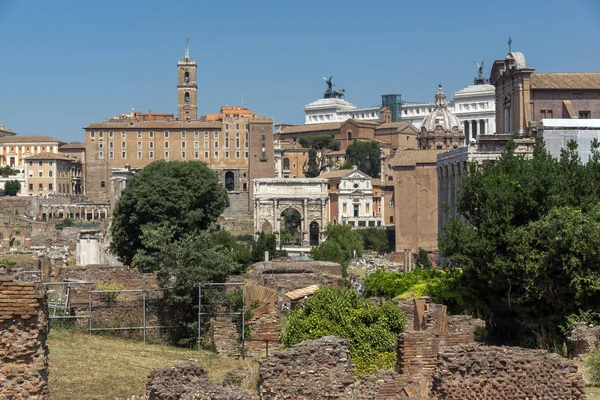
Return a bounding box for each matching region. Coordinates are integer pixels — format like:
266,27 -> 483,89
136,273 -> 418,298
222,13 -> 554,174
311,224 -> 362,264
97,283 -> 125,305
586,347 -> 600,385
356,228 -> 389,253
282,287 -> 406,374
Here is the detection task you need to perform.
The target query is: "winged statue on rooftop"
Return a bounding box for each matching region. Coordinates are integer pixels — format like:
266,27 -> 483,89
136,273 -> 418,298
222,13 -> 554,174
323,76 -> 345,99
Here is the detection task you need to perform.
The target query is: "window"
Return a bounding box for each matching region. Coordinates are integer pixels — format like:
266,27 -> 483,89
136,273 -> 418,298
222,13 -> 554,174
137,151 -> 142,159
181,142 -> 186,148
109,151 -> 114,159
137,141 -> 142,149
225,151 -> 229,158
184,92 -> 190,103
347,131 -> 352,141
214,151 -> 219,158
149,151 -> 154,159
204,131 -> 209,138
204,141 -> 209,148
28,183 -> 33,191
214,141 -> 219,148
194,151 -> 199,159
342,203 -> 347,214
181,151 -> 186,158
99,131 -> 103,138
204,151 -> 209,158
109,141 -> 114,148
164,141 -> 169,149
38,183 -> 42,192
121,131 -> 126,138
122,151 -> 126,159
99,151 -> 104,159
164,131 -> 169,138
49,183 -> 53,191
121,141 -> 126,148
109,131 -> 114,138
436,144 -> 443,149
261,134 -> 266,141
236,123 -> 240,130
194,141 -> 199,149
149,142 -> 154,149
245,151 -> 248,158
225,124 -> 229,130
283,158 -> 290,170
149,131 -> 154,138
580,111 -> 591,119
184,71 -> 190,83
137,131 -> 142,138
214,131 -> 219,138
100,181 -> 105,188
366,203 -> 370,214
389,216 -> 394,224
194,131 -> 199,138
28,170 -> 33,177
28,161 -> 33,166
390,200 -> 394,207
164,151 -> 169,159
38,171 -> 42,177
540,109 -> 553,119
181,131 -> 186,138
91,131 -> 95,138
99,141 -> 104,149
49,160 -> 53,167
236,151 -> 240,158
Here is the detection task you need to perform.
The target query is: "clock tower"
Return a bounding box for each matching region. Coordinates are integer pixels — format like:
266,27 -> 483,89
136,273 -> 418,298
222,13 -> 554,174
177,41 -> 197,120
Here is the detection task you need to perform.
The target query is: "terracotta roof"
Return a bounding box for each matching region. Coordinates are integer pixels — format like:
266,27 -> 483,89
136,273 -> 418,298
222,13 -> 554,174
318,169 -> 353,179
376,121 -> 415,131
24,152 -> 76,161
390,149 -> 445,167
278,122 -> 343,134
59,142 -> 85,149
85,120 -> 224,129
0,135 -> 64,144
530,73 -> 600,90
284,285 -> 320,301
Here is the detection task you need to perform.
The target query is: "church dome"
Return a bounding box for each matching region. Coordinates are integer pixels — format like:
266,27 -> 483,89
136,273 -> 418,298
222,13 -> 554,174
421,85 -> 461,132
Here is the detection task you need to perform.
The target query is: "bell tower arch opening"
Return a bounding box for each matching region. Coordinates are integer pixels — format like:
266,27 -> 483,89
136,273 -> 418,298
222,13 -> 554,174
177,39 -> 198,120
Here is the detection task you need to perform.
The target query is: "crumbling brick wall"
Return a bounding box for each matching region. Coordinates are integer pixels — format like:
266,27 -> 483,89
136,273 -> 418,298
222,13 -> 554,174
570,322 -> 600,358
0,277 -> 49,399
432,344 -> 586,399
259,336 -> 355,399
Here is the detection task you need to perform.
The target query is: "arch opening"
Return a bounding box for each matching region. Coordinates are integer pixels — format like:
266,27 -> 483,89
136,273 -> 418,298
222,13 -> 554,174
224,171 -> 235,191
280,208 -> 301,246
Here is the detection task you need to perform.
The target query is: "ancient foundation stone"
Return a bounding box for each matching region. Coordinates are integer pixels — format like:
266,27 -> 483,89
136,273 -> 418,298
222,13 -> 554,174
0,277 -> 49,399
146,362 -> 255,400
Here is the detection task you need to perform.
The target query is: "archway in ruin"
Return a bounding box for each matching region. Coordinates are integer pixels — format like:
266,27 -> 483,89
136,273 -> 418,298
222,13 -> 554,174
281,208 -> 302,246
309,221 -> 320,246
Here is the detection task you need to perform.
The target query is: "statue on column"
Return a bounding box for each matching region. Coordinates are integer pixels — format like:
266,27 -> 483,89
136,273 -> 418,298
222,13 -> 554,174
474,61 -> 490,85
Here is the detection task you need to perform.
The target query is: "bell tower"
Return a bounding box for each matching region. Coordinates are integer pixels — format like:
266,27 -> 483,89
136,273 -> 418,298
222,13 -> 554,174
177,40 -> 197,120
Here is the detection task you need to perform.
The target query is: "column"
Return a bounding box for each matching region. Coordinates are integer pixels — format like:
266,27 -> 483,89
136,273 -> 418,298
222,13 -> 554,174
320,198 -> 326,244
302,199 -> 308,246
471,120 -> 477,139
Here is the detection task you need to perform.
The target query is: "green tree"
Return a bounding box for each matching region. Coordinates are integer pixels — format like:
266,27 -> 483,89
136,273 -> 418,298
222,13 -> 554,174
0,166 -> 17,176
155,230 -> 238,345
282,287 -> 406,374
213,230 -> 252,274
439,139 -> 600,347
251,232 -> 286,263
344,140 -> 381,178
3,180 -> 20,196
298,135 -> 341,177
311,224 -> 363,262
414,248 -> 433,269
357,228 -> 389,253
110,161 -> 228,271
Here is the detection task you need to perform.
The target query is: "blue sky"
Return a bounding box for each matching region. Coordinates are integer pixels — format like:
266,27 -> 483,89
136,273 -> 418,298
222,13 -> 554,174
1,0 -> 599,142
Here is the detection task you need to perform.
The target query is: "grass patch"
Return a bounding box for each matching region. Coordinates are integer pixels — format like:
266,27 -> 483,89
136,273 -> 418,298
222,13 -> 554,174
48,329 -> 257,400
587,387 -> 600,400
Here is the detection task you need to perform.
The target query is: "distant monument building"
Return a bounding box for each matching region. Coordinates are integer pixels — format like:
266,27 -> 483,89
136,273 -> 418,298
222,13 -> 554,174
401,64 -> 496,141
303,77 -> 387,124
418,85 -> 465,150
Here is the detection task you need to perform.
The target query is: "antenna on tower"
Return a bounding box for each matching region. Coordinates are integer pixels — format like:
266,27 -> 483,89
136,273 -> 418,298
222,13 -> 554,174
185,36 -> 190,58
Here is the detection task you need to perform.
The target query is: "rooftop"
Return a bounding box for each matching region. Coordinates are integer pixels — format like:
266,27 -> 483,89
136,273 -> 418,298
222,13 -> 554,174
530,73 -> 600,90
318,169 -> 354,179
24,152 -> 78,161
59,142 -> 85,149
390,149 -> 446,167
0,135 -> 64,144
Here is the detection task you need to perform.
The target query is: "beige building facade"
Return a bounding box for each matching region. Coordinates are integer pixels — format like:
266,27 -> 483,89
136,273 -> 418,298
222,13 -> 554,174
24,153 -> 83,196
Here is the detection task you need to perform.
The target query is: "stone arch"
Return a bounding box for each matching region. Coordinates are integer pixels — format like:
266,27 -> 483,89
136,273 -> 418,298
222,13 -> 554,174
280,208 -> 302,245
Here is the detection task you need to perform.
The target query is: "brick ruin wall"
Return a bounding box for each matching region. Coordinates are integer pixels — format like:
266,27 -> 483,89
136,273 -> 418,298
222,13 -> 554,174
0,278 -> 49,399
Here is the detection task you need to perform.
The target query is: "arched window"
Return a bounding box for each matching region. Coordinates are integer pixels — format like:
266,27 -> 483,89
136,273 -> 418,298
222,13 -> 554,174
347,131 -> 352,141
184,92 -> 190,103
283,158 -> 290,171
100,181 -> 106,188
184,71 -> 190,83
224,171 -> 235,191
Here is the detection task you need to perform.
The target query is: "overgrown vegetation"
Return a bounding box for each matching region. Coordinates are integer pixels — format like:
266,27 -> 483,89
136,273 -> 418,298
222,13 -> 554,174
586,347 -> 600,386
250,232 -> 287,263
311,224 -> 363,277
440,139 -> 600,348
363,268 -> 468,314
282,287 -> 406,374
3,180 -> 20,196
0,165 -> 18,176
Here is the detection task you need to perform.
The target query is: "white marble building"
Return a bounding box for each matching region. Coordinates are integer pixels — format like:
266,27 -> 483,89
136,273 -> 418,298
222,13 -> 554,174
402,83 -> 496,144
304,98 -> 381,124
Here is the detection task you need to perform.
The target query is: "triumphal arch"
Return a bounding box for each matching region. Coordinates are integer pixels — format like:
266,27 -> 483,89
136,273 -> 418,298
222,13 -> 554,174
252,178 -> 329,247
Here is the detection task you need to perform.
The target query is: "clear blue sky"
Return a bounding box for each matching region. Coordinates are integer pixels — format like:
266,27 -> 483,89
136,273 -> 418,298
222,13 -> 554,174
1,0 -> 599,142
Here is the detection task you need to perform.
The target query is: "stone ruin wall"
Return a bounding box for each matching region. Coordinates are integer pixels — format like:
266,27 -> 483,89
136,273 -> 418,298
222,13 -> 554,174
0,277 -> 49,399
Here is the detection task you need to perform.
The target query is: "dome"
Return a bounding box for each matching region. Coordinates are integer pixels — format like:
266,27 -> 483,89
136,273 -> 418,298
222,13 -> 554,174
421,85 -> 461,132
